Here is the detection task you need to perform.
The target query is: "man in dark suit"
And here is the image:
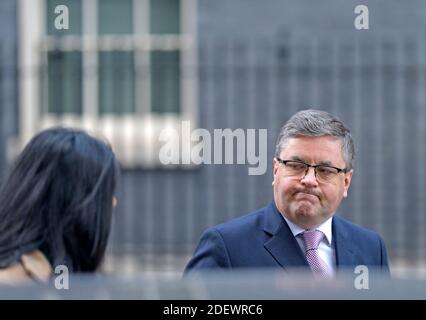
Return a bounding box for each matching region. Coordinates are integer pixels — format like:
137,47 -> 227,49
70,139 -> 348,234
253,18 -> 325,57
185,109 -> 390,277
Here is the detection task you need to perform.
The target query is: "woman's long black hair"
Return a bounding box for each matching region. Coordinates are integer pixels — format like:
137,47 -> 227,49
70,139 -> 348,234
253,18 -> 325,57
0,127 -> 119,272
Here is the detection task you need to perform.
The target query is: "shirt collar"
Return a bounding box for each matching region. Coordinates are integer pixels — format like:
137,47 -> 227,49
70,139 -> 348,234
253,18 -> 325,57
283,215 -> 333,246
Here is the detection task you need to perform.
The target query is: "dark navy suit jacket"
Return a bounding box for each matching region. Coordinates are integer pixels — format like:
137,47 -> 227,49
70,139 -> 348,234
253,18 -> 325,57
184,201 -> 390,274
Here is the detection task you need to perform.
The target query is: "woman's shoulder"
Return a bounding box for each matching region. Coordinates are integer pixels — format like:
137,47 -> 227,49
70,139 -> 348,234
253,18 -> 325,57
0,250 -> 52,286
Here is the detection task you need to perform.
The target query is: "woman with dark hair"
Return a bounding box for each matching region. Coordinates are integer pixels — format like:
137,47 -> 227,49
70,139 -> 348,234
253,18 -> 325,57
0,127 -> 119,284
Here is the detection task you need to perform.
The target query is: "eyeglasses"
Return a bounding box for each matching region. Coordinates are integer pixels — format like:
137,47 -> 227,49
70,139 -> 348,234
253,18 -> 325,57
275,157 -> 348,183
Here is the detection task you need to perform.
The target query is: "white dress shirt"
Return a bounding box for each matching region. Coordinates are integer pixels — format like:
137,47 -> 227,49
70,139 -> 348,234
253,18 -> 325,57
283,215 -> 336,275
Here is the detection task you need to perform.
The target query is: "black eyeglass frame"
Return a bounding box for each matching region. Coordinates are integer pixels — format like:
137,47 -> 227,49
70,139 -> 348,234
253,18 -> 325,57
275,157 -> 348,177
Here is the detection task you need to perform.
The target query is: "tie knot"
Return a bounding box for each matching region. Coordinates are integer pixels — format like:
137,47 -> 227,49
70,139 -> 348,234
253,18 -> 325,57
301,229 -> 324,251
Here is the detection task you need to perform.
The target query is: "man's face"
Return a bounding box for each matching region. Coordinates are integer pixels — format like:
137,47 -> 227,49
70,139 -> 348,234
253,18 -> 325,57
273,136 -> 353,229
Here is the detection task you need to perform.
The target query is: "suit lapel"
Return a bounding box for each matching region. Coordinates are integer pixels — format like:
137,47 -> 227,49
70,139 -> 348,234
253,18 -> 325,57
333,216 -> 356,269
263,202 -> 309,270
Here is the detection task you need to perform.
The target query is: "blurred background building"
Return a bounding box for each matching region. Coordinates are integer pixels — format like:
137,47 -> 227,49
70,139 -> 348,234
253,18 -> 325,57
0,0 -> 425,278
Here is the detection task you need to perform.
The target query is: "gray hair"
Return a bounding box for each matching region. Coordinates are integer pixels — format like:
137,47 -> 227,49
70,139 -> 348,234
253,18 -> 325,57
274,109 -> 355,170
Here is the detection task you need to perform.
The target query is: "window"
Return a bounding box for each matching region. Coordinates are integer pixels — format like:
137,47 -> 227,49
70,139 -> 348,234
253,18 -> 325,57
18,0 -> 198,167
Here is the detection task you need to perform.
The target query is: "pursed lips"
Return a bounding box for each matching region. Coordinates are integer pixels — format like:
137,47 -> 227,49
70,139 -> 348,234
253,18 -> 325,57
294,191 -> 320,201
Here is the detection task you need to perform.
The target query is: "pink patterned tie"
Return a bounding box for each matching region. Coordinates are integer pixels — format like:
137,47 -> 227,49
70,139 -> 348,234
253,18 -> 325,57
301,230 -> 332,277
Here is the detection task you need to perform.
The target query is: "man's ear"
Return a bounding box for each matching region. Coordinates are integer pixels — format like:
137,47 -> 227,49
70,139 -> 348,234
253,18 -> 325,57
273,158 -> 279,175
272,158 -> 279,186
343,170 -> 353,198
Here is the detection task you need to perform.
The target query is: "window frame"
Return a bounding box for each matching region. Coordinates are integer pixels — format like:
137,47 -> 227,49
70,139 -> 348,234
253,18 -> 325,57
17,0 -> 198,167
